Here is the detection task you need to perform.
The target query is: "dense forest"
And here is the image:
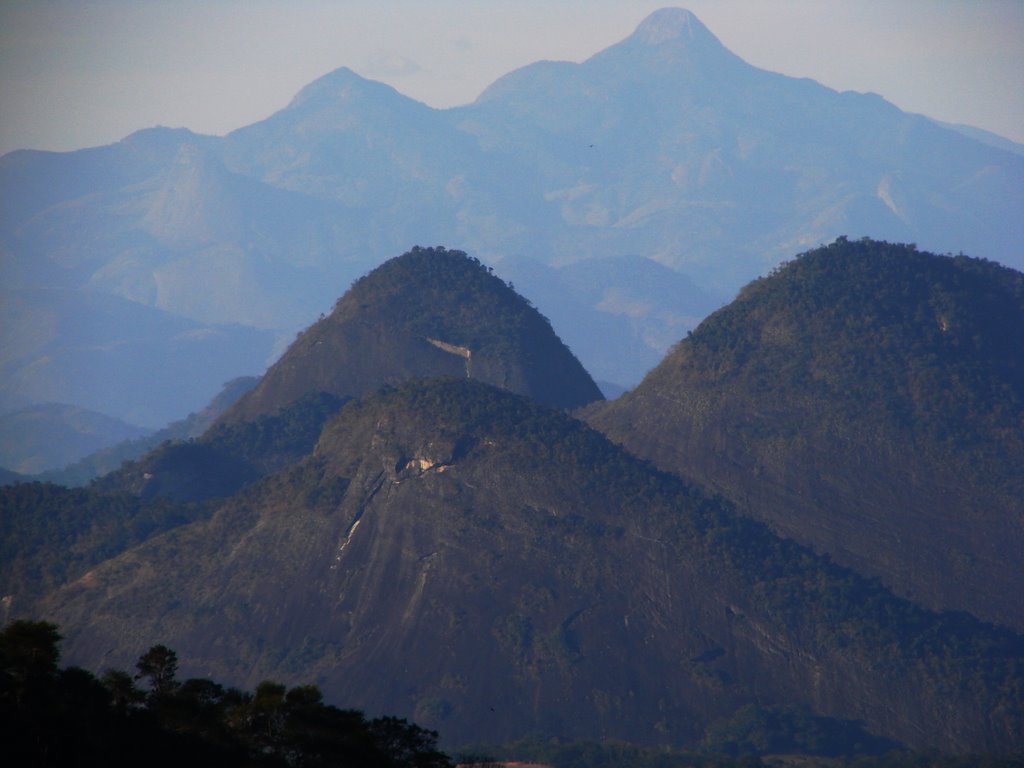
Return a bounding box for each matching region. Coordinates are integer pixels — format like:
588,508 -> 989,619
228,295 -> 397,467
1,619 -> 451,767
3,620 -> 1020,768
586,237 -> 1024,630
0,483 -> 210,617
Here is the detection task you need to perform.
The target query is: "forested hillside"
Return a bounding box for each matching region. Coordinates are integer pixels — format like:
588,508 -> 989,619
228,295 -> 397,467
220,245 -> 602,424
36,379 -> 1024,754
586,238 -> 1024,630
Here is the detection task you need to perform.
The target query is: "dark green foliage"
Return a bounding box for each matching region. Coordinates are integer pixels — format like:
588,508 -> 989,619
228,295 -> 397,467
344,246 -> 553,353
691,236 -> 1023,464
101,668 -> 144,711
22,376 -> 1024,753
203,391 -> 348,472
99,440 -> 261,500
369,715 -> 454,768
93,390 -> 347,502
225,245 -> 602,423
348,376 -> 661,495
135,644 -> 179,695
0,620 -> 452,767
702,704 -> 898,756
0,482 -> 208,611
0,611 -> 1013,768
325,378 -> 1024,748
333,378 -> 1024,673
587,238 -> 1024,630
0,619 -> 62,697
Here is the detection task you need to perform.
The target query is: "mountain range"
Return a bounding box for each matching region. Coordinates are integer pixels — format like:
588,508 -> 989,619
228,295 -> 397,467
3,7 -> 1024,760
4,241 -> 1023,758
2,7 -> 1022,447
31,375 -> 1024,754
82,245 -> 600,502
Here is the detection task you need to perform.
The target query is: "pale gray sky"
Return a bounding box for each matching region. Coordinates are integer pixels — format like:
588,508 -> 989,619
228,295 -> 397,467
1,0 -> 1022,157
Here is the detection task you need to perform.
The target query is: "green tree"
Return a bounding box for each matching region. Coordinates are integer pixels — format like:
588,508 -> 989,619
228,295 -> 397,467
0,619 -> 61,706
101,668 -> 144,712
246,679 -> 287,750
135,644 -> 179,696
369,715 -> 451,767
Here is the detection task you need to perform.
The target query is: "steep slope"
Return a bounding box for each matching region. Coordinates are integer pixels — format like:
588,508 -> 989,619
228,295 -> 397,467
493,254 -> 723,387
0,482 -> 208,624
220,246 -> 603,424
40,379 -> 1024,753
92,391 -> 347,502
586,238 -> 1024,631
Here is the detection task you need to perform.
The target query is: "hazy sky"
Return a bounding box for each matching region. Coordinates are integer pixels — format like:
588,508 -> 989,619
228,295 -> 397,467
1,0 -> 1022,157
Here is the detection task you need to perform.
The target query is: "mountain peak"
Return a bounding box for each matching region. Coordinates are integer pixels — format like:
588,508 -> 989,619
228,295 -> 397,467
586,7 -> 742,76
631,7 -> 716,46
218,246 -> 603,424
285,66 -> 404,112
287,66 -> 362,104
586,238 -> 1024,631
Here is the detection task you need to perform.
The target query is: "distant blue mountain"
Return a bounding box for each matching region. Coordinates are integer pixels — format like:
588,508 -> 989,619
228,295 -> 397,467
0,403 -> 149,475
2,7 -> 1021,423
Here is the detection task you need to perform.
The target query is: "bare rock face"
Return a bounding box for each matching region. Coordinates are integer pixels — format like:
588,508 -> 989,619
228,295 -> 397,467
41,379 -> 1024,753
220,246 -> 603,424
585,238 -> 1024,631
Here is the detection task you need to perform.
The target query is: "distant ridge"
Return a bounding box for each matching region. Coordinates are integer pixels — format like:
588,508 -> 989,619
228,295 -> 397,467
0,403 -> 148,475
3,6 -> 1022,422
609,6 -> 741,65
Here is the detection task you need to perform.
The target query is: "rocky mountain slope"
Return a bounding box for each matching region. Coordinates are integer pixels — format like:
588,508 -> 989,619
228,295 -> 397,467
41,246 -> 599,503
37,379 -> 1024,754
219,246 -> 603,424
0,391 -> 342,623
585,238 -> 1024,631
3,8 -> 1022,423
